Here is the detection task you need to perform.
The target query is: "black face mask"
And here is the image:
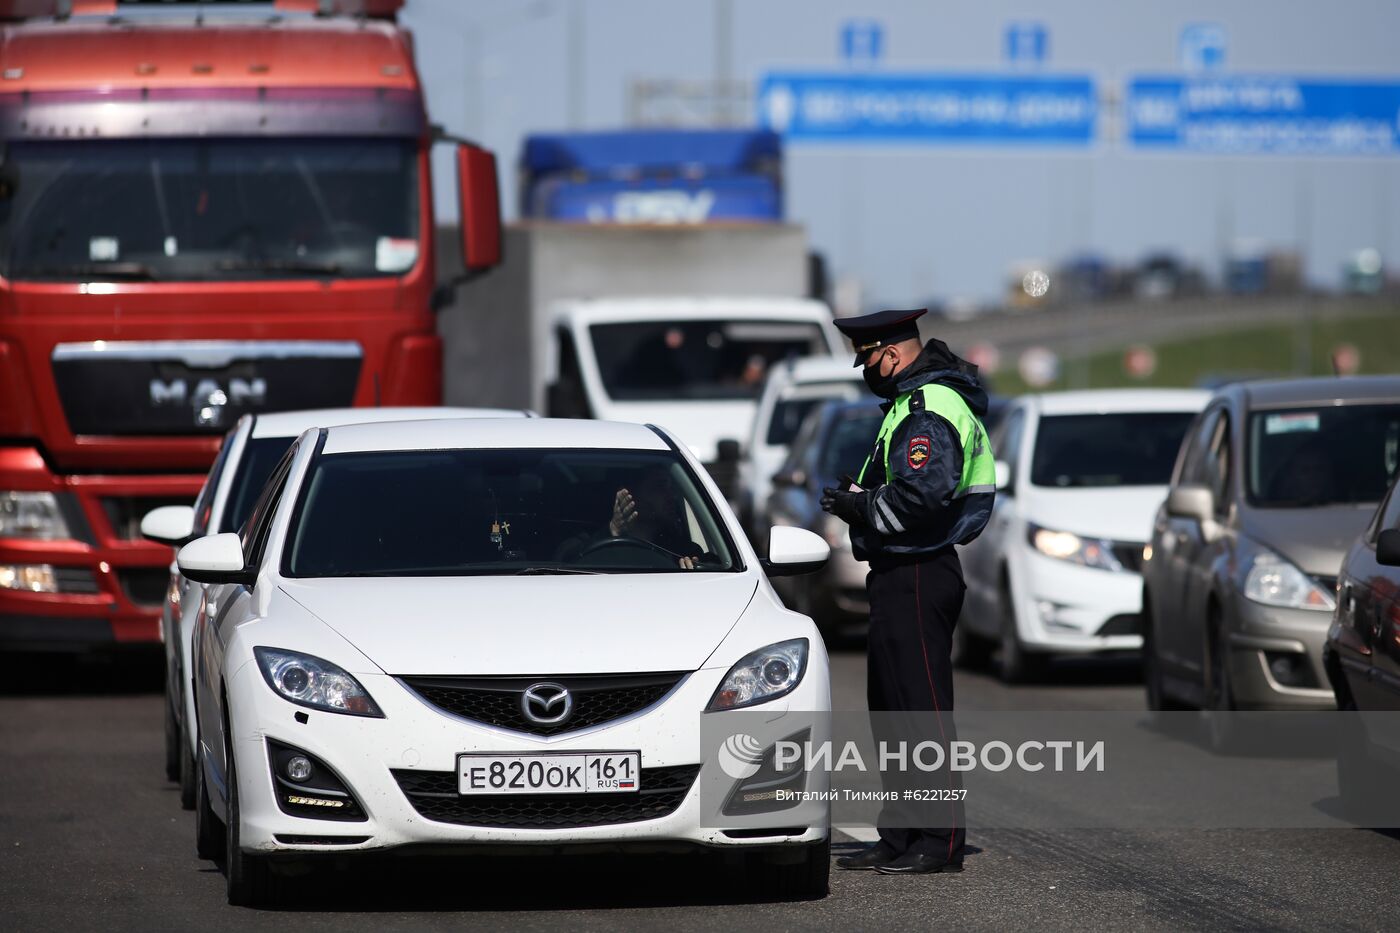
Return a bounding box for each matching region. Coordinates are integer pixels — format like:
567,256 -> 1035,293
862,358 -> 900,399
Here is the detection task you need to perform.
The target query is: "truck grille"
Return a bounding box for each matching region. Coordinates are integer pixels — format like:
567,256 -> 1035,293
51,340 -> 361,436
391,764 -> 700,829
400,672 -> 685,737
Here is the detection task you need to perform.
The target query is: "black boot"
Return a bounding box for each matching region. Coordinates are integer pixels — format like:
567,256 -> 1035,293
872,851 -> 963,875
835,842 -> 899,870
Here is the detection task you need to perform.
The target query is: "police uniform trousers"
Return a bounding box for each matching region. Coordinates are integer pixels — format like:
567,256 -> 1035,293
865,547 -> 967,861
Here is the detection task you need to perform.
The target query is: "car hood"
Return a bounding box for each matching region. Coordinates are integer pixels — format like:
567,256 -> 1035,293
1241,505 -> 1379,576
597,401 -> 755,462
278,573 -> 758,675
1021,485 -> 1170,543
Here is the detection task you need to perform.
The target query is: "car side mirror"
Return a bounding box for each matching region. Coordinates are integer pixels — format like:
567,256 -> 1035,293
1379,528 -> 1400,567
1166,485 -> 1214,525
177,533 -> 255,587
716,439 -> 742,463
140,504 -> 196,547
762,525 -> 829,577
456,142 -> 502,274
994,459 -> 1012,492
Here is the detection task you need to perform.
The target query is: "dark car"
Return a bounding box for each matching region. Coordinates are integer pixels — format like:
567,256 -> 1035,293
765,399 -> 883,636
1142,376 -> 1400,748
1324,472 -> 1400,822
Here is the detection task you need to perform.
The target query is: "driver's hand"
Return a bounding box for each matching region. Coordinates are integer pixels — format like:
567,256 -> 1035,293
609,488 -> 639,537
678,556 -> 696,570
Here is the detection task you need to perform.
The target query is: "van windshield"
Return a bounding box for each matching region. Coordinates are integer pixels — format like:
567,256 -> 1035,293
590,320 -> 829,401
1247,404 -> 1400,507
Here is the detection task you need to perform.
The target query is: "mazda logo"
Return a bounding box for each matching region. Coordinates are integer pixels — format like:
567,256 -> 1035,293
521,682 -> 573,725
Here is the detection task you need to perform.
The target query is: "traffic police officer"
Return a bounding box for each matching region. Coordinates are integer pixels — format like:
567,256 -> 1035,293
821,308 -> 995,875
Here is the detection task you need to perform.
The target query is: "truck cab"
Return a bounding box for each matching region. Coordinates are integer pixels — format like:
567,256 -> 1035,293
0,0 -> 501,649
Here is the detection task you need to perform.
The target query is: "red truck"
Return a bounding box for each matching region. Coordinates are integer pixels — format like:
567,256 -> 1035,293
0,0 -> 501,649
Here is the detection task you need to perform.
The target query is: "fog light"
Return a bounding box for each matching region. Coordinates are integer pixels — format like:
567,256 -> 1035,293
1265,651 -> 1311,688
286,756 -> 313,782
0,564 -> 58,593
1037,600 -> 1077,631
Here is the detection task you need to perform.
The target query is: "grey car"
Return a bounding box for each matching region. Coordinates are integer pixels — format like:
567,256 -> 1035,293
765,399 -> 883,637
1142,376 -> 1400,735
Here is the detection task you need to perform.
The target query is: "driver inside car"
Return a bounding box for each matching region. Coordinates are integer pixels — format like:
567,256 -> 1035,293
558,467 -> 706,569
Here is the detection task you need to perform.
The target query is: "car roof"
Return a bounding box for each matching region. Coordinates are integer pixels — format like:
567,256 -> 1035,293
1032,389 -> 1212,415
1237,375 -> 1400,409
320,417 -> 670,455
251,407 -> 530,439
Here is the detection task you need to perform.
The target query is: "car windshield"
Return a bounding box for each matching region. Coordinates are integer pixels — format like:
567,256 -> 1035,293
590,320 -> 830,401
284,448 -> 739,576
221,437 -> 297,535
0,137 -> 418,281
819,411 -> 884,480
1247,404 -> 1400,508
1031,412 -> 1197,488
766,381 -> 866,446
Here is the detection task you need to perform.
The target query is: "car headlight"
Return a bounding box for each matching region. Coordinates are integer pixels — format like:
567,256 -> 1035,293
253,647 -> 383,717
1027,522 -> 1122,572
1242,549 -> 1335,611
0,491 -> 71,540
707,638 -> 808,711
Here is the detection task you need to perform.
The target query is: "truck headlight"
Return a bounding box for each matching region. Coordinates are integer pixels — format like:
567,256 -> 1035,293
1027,522 -> 1122,572
0,491 -> 71,540
0,564 -> 58,593
254,647 -> 383,717
1242,550 -> 1335,611
707,638 -> 808,711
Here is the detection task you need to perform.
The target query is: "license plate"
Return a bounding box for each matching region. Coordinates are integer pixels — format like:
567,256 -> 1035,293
456,752 -> 641,795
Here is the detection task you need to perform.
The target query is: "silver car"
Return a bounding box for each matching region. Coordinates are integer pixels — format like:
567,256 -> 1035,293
1143,377 -> 1400,740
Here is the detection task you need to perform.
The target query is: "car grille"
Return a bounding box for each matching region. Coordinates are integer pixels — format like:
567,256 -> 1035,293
391,764 -> 701,829
399,672 -> 686,737
118,568 -> 170,608
1111,542 -> 1147,574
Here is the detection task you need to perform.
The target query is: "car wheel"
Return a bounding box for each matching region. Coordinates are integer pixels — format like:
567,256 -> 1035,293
998,581 -> 1040,684
194,739 -> 225,861
1142,600 -> 1186,713
951,621 -> 993,671
748,838 -> 829,900
1203,618 -> 1237,753
163,689 -> 180,782
224,736 -> 280,907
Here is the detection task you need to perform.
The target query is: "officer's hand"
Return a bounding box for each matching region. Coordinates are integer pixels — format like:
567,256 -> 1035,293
820,486 -> 866,525
610,488 -> 639,536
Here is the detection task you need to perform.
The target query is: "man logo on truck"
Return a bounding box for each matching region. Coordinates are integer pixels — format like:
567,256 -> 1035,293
149,378 -> 268,427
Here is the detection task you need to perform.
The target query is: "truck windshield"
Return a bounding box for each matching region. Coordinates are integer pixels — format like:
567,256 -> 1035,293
1247,404 -> 1400,508
590,320 -> 830,401
1031,412 -> 1197,488
0,137 -> 418,281
284,448 -> 740,576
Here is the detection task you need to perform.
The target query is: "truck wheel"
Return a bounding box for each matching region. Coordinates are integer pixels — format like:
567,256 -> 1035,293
748,839 -> 830,900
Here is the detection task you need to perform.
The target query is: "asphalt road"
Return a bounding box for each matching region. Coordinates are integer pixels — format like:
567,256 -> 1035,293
2,647 -> 1397,932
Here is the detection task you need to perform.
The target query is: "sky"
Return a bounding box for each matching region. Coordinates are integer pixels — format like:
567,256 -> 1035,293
401,0 -> 1400,308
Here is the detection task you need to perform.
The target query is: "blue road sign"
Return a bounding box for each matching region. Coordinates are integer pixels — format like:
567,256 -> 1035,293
1127,75 -> 1400,154
840,20 -> 883,65
1179,23 -> 1226,71
757,73 -> 1096,145
1005,22 -> 1049,65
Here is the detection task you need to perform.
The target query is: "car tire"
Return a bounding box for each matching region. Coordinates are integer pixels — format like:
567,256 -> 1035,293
1203,618 -> 1238,754
224,736 -> 280,907
998,581 -> 1041,684
951,621 -> 993,671
750,838 -> 830,900
163,689 -> 181,783
195,740 -> 225,862
1142,599 -> 1186,713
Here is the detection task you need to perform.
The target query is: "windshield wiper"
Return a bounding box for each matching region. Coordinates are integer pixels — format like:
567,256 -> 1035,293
514,567 -> 602,575
215,258 -> 342,276
25,261 -> 159,281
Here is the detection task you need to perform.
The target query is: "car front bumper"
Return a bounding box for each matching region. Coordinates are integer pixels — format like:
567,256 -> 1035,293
226,658 -> 831,857
1223,597 -> 1334,710
1015,550 -> 1145,653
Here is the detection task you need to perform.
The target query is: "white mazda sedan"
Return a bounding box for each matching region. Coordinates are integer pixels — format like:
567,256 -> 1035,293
179,418 -> 832,905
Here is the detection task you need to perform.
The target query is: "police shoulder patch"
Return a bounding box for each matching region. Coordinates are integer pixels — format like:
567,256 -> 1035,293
907,435 -> 931,469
